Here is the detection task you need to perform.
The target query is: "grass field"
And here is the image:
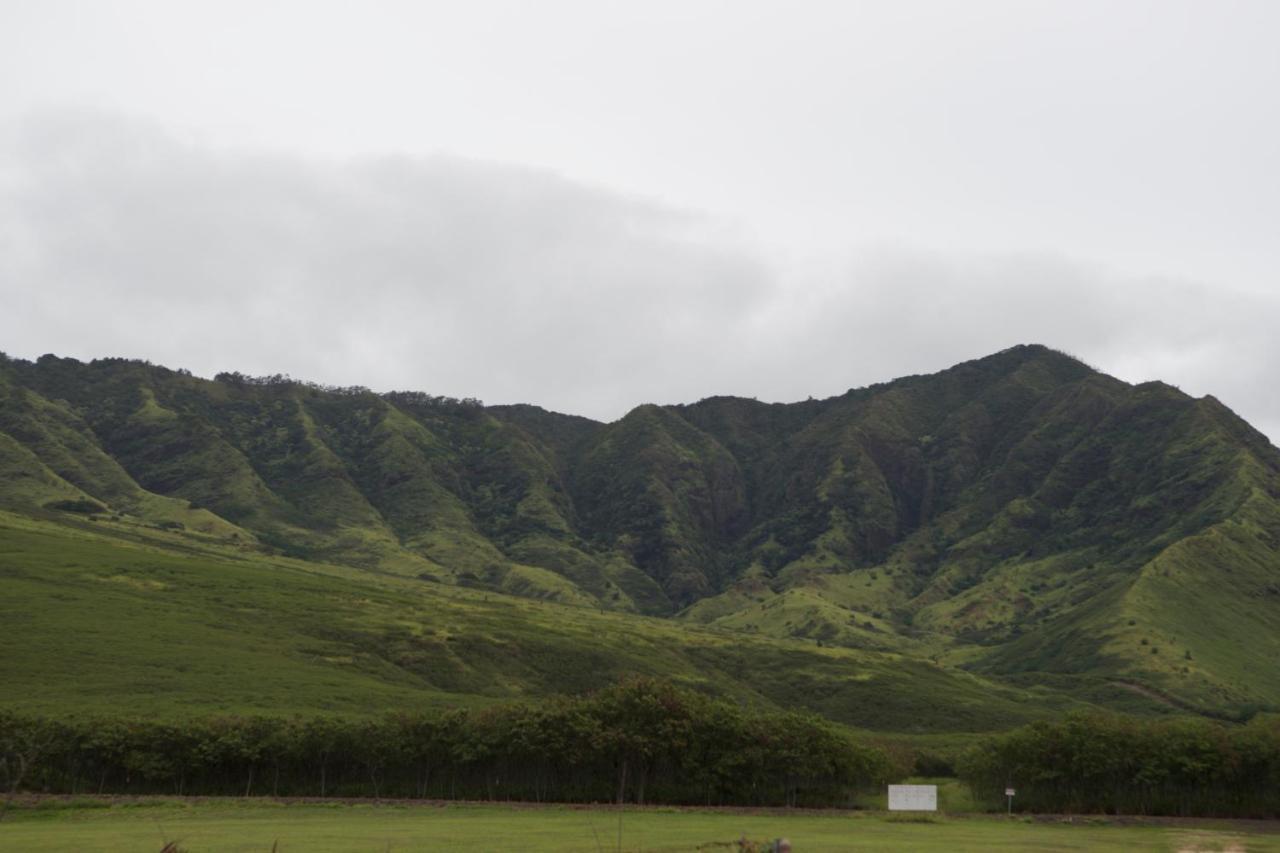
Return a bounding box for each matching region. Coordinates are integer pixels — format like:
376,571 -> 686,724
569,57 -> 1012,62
3,798 -> 1277,852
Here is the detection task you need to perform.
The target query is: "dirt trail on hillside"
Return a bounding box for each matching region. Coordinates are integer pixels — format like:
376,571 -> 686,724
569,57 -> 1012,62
1111,679 -> 1206,714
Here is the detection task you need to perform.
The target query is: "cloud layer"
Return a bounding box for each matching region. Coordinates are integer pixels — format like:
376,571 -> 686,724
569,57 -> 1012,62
2,113 -> 1276,443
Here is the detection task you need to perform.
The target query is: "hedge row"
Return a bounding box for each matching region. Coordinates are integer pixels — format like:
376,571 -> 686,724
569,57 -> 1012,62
0,679 -> 891,807
959,712 -> 1280,817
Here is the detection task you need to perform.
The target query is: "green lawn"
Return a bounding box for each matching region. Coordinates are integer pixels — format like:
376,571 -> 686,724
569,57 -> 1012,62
2,800 -> 1277,852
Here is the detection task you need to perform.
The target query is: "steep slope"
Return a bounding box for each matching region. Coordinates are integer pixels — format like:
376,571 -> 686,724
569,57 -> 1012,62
0,368 -> 248,537
570,404 -> 748,607
672,349 -> 1280,714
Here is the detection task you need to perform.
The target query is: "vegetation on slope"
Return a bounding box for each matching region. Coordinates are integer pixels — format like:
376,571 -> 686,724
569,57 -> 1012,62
0,512 -> 1121,731
1,344 -> 1277,719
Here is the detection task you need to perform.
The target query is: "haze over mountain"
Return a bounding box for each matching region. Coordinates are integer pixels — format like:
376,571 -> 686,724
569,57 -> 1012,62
3,344 -> 1278,720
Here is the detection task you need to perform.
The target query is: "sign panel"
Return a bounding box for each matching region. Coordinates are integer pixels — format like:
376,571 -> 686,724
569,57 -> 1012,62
1005,787 -> 1016,797
887,784 -> 938,812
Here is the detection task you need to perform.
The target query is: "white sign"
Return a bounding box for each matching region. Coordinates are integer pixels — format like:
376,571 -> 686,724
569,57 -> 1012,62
1005,787 -> 1016,797
887,784 -> 937,812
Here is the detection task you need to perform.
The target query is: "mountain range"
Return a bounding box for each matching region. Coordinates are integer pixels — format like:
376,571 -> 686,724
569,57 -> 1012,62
3,344 -> 1278,723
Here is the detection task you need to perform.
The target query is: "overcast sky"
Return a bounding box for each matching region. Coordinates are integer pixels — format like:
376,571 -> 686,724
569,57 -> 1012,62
1,1 -> 1276,441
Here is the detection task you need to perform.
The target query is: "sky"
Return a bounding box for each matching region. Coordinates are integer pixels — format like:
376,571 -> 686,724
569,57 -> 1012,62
1,1 -> 1277,441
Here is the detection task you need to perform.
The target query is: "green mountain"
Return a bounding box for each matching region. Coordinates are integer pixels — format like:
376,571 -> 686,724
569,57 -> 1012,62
1,344 -> 1277,722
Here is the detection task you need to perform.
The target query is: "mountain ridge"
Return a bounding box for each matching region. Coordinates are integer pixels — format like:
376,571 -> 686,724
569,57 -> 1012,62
3,343 -> 1278,718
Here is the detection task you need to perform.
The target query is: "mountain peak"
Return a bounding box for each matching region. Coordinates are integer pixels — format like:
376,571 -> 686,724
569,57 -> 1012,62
974,342 -> 1094,373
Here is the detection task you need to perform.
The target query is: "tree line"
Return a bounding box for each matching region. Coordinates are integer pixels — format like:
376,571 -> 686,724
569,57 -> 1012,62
212,371 -> 485,410
959,711 -> 1280,817
0,680 -> 891,807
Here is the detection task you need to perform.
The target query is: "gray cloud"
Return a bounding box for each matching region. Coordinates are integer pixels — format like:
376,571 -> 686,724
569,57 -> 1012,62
2,112 -> 1276,445
763,251 -> 1280,443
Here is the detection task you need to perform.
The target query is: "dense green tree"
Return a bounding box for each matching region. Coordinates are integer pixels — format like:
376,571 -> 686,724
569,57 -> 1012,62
960,712 -> 1280,817
1,680 -> 890,807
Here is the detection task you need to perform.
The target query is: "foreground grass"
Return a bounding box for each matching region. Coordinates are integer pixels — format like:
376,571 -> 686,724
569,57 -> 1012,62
3,799 -> 1278,852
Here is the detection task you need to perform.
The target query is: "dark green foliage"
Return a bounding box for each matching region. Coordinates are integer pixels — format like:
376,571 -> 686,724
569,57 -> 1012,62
42,498 -> 106,514
959,712 -> 1280,817
571,404 -> 747,606
0,680 -> 892,806
911,749 -> 958,778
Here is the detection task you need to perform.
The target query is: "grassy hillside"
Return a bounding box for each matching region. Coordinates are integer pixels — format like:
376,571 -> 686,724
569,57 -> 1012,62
0,510 -> 1171,731
1,345 -> 1277,722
